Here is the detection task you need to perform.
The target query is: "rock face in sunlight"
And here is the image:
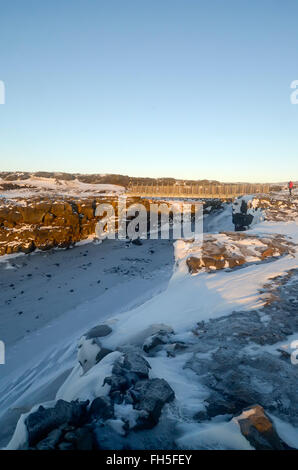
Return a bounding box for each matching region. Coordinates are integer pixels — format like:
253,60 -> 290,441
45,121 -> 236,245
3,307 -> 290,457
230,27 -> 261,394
185,232 -> 295,274
0,190 -> 231,256
254,196 -> 298,222
0,196 -> 146,255
234,405 -> 290,450
232,193 -> 298,230
0,197 -> 98,255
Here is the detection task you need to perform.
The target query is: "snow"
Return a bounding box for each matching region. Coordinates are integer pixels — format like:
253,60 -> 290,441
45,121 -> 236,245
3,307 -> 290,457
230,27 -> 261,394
0,176 -> 125,199
5,411 -> 29,450
0,238 -> 173,447
102,250 -> 298,351
147,353 -> 208,419
56,351 -> 122,402
2,195 -> 298,450
77,335 -> 102,374
204,203 -> 234,232
233,408 -> 257,421
106,419 -> 126,436
0,239 -> 173,347
232,195 -> 264,227
114,404 -> 141,429
175,419 -> 254,450
5,400 -> 56,450
269,414 -> 298,449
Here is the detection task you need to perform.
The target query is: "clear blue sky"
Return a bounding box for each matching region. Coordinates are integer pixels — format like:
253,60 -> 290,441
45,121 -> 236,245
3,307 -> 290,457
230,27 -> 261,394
0,0 -> 298,182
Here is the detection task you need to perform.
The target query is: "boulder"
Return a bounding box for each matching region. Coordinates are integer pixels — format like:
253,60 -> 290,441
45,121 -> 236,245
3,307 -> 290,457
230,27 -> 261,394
20,241 -> 35,254
143,333 -> 169,353
89,396 -> 114,420
132,238 -> 143,246
184,231 -> 293,274
125,324 -> 174,347
85,324 -> 112,339
165,342 -> 187,357
73,426 -> 94,450
103,352 -> 153,404
133,378 -> 175,429
58,441 -> 75,450
104,375 -> 129,394
62,426 -> 94,450
122,351 -> 151,378
35,428 -> 63,450
234,405 -> 291,450
186,256 -> 202,274
25,399 -> 89,446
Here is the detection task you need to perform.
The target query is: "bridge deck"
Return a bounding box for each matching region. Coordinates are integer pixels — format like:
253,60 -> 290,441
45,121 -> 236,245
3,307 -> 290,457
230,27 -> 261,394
127,184 -> 270,199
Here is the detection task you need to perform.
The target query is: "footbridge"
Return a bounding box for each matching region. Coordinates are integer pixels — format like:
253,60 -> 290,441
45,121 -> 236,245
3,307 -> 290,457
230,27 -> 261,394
127,183 -> 270,199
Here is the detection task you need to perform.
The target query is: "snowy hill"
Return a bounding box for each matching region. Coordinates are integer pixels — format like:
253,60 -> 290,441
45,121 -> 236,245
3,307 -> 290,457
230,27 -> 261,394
0,174 -> 125,199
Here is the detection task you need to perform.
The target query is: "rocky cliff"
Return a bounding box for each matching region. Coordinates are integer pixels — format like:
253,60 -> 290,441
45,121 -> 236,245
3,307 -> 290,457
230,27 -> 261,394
0,196 -> 130,255
0,194 -> 226,256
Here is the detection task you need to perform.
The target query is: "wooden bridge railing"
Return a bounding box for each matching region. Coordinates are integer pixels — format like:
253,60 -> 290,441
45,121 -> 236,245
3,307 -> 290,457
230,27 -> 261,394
127,183 -> 270,199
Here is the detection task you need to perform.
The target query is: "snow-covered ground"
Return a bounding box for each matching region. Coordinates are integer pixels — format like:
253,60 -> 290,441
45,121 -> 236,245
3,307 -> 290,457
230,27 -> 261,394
0,238 -> 173,447
1,193 -> 298,450
0,175 -> 125,199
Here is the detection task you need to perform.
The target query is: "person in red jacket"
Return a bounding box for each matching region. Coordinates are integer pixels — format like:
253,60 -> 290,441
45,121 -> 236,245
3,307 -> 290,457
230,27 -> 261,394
289,181 -> 294,196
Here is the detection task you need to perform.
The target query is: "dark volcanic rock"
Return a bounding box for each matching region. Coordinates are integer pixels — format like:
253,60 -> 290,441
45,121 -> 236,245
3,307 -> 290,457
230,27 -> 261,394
143,333 -> 169,354
122,351 -> 151,378
95,347 -> 113,363
73,426 -> 94,450
25,399 -> 89,446
185,272 -> 298,426
58,441 -> 75,450
85,324 -> 112,339
90,396 -> 114,420
104,375 -> 130,394
133,378 -> 175,429
132,238 -> 143,246
62,426 -> 94,450
35,429 -> 63,450
232,197 -> 260,231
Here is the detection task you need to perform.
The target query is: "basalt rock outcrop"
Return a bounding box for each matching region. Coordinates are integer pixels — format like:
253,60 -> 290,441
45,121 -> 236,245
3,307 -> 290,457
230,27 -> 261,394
253,195 -> 298,222
0,196 -> 225,256
0,196 -> 151,256
0,197 -> 93,255
184,232 -> 296,274
232,193 -> 298,230
234,405 -> 291,450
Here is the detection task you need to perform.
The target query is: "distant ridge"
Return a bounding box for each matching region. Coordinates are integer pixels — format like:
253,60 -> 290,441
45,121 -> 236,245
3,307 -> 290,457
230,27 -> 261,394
1,171 -> 279,187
